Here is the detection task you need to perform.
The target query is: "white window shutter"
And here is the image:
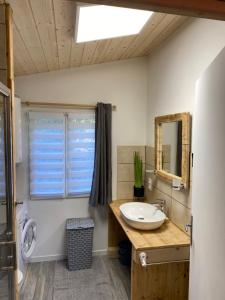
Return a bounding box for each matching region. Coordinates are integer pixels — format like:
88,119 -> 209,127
66,110 -> 95,196
29,112 -> 66,198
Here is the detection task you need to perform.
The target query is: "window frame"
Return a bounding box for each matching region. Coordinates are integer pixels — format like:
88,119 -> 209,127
28,109 -> 95,200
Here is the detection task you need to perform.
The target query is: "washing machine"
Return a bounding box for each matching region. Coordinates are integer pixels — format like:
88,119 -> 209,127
16,205 -> 37,288
16,206 -> 28,279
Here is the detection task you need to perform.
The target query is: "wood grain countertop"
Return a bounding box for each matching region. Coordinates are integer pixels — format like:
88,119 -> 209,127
109,200 -> 190,251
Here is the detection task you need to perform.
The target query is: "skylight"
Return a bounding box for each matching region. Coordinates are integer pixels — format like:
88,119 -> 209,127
75,5 -> 153,43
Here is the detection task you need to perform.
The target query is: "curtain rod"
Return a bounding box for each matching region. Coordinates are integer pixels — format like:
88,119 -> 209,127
22,101 -> 117,111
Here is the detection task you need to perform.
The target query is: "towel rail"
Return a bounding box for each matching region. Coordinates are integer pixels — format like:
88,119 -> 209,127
139,251 -> 189,267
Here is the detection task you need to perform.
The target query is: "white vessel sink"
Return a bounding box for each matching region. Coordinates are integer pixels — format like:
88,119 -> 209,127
120,202 -> 167,231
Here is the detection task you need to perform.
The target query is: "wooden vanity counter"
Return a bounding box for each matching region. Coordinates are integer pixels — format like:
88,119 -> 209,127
108,200 -> 190,300
109,200 -> 190,251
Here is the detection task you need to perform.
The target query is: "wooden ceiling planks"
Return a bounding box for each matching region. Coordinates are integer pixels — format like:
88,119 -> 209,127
29,0 -> 59,71
53,0 -> 76,69
13,23 -> 38,75
134,14 -> 184,57
120,12 -> 166,59
70,42 -> 84,67
81,41 -> 98,65
10,0 -> 189,76
143,15 -> 190,56
10,0 -> 48,73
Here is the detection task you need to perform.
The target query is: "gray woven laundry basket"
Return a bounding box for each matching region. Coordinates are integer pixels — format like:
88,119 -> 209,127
66,218 -> 94,271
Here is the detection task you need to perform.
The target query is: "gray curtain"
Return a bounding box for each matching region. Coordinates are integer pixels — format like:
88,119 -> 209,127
89,103 -> 112,206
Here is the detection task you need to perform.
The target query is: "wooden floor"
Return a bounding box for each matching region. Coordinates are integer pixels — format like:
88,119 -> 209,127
20,256 -> 131,300
0,272 -> 8,300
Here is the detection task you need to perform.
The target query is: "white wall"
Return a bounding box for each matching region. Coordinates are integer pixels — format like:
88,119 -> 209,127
147,18 -> 225,144
190,46 -> 225,300
146,17 -> 225,300
15,57 -> 148,260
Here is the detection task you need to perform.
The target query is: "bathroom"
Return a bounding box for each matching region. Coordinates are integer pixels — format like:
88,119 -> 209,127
0,1 -> 225,299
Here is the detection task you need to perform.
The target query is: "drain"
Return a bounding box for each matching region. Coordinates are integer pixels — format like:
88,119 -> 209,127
138,217 -> 144,220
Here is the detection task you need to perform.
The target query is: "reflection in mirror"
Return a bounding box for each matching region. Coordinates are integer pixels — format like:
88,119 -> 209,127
161,121 -> 182,177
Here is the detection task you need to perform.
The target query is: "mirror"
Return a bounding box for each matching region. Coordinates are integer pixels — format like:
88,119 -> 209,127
155,113 -> 191,188
161,121 -> 182,177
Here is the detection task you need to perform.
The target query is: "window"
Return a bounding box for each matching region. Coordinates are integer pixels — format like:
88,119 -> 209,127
75,5 -> 153,43
67,112 -> 95,196
29,110 -> 95,199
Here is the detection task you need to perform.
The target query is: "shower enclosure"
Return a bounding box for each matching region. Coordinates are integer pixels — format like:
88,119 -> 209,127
0,82 -> 16,300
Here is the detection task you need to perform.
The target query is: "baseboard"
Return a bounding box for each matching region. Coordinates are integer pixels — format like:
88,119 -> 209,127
29,254 -> 66,263
93,249 -> 107,256
30,249 -> 108,263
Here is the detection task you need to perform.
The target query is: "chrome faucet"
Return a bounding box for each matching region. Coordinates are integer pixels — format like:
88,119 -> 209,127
151,199 -> 166,213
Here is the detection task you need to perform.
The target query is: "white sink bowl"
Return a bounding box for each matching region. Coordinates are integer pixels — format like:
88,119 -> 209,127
120,202 -> 167,231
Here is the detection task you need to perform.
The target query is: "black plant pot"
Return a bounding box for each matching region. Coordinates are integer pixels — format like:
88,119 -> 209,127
133,186 -> 144,198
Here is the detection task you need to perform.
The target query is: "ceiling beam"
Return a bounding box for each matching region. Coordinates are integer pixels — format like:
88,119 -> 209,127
76,0 -> 225,21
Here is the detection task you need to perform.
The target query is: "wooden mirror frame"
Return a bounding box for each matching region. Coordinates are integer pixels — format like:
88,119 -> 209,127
155,112 -> 191,189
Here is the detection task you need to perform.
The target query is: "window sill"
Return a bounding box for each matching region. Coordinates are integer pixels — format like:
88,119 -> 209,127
30,194 -> 90,201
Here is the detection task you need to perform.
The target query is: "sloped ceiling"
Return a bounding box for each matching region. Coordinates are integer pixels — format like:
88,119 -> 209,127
9,0 -> 189,76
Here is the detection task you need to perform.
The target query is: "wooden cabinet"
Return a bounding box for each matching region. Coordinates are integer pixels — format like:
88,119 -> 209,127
108,200 -> 190,300
131,256 -> 189,300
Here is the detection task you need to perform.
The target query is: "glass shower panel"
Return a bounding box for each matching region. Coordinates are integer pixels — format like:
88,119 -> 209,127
0,93 -> 6,240
0,91 -> 15,300
0,93 -> 10,300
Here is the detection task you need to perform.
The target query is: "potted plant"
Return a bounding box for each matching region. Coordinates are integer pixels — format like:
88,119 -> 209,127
133,151 -> 144,198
